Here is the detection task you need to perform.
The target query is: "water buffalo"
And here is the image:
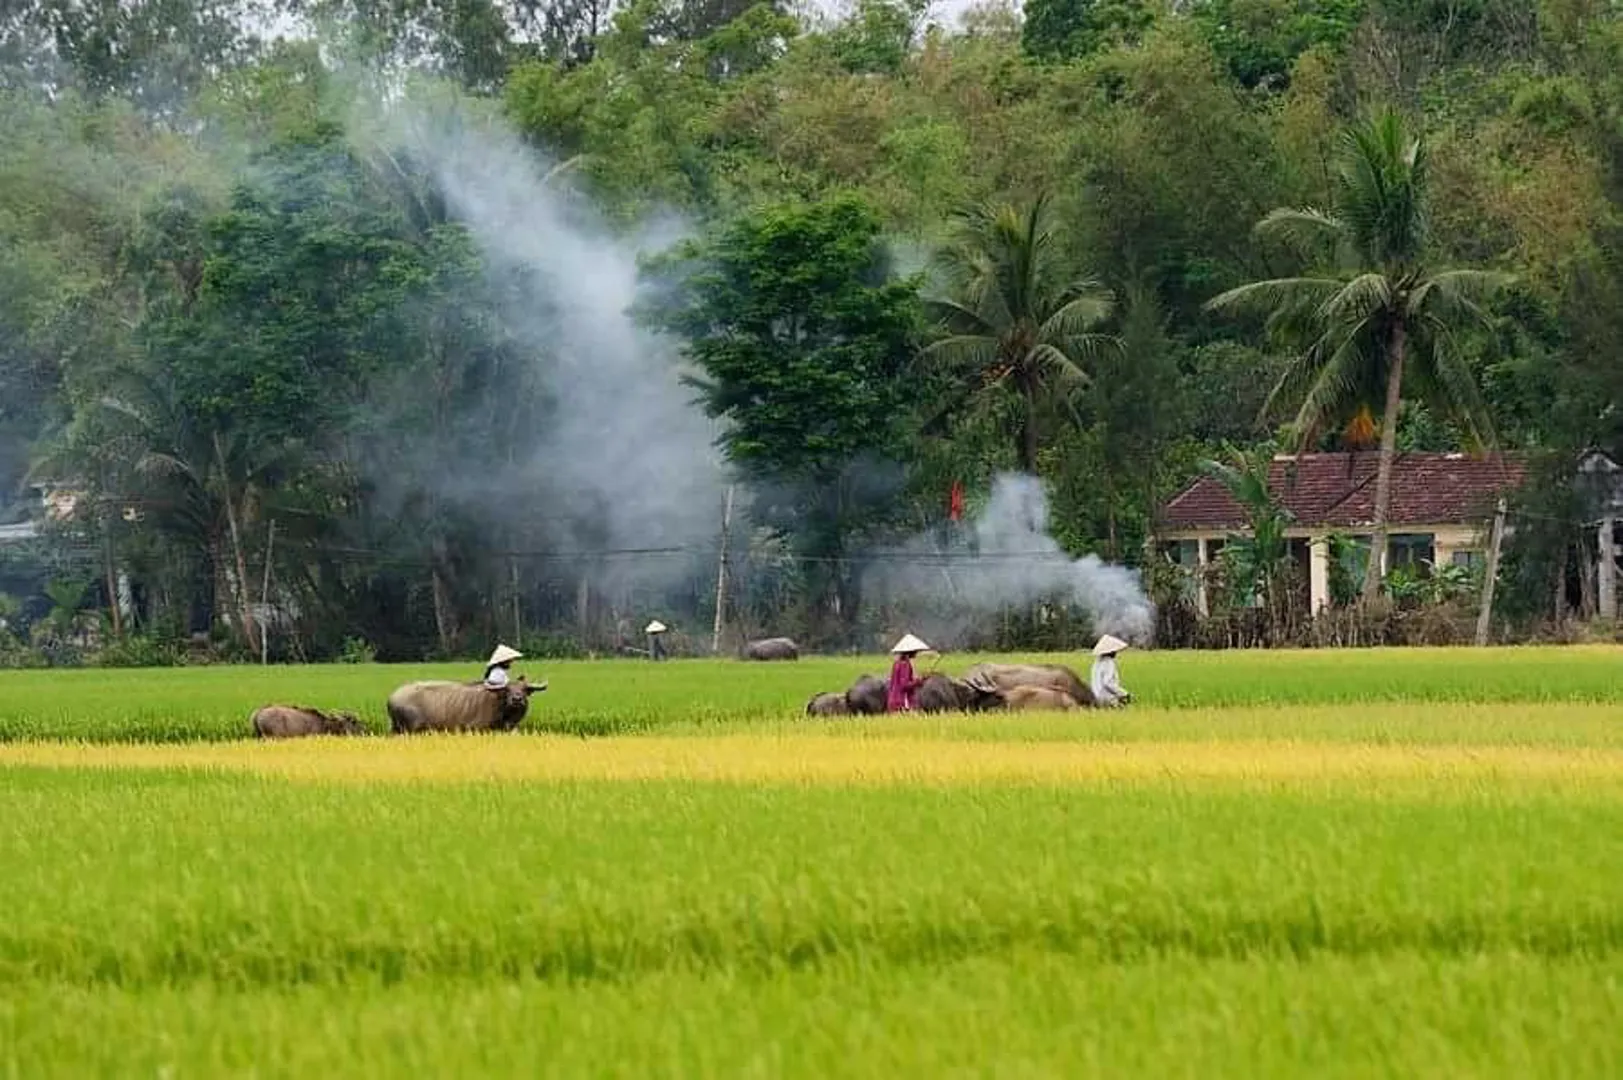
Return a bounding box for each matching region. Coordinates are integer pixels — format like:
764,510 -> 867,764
805,691 -> 850,717
1001,685 -> 1082,711
962,662 -> 1094,707
744,637 -> 800,661
915,673 -> 997,713
251,705 -> 367,739
844,673 -> 888,715
386,677 -> 545,734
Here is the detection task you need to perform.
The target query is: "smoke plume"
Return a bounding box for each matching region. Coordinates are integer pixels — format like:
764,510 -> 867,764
867,473 -> 1156,647
368,88 -> 728,592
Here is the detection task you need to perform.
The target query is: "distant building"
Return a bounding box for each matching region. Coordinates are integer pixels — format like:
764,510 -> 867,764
0,481 -> 109,546
1155,451 -> 1528,615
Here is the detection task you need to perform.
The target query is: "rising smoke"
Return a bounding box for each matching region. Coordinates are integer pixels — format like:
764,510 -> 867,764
866,473 -> 1156,647
366,87 -> 728,592
362,87 -> 1155,643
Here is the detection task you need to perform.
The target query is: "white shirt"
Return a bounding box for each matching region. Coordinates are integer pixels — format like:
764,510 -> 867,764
1091,655 -> 1126,705
484,665 -> 510,690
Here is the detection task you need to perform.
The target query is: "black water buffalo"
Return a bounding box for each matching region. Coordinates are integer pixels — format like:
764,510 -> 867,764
844,673 -> 887,715
385,677 -> 545,734
251,705 -> 367,739
915,673 -> 999,713
744,637 -> 800,661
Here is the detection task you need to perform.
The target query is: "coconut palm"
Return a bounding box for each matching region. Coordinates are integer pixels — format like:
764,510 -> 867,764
921,193 -> 1120,474
1206,107 -> 1513,604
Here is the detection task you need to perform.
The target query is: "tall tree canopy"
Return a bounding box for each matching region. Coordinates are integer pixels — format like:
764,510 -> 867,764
638,194 -> 921,641
2,0 -> 1619,657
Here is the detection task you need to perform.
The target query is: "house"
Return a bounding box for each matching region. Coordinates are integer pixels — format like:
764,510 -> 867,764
0,482 -> 86,547
1155,451 -> 1528,615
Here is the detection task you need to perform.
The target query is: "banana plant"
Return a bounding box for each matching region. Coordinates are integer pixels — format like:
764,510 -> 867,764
1199,443 -> 1296,619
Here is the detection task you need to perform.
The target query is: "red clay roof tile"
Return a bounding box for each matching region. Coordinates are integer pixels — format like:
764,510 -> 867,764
1158,452 -> 1527,532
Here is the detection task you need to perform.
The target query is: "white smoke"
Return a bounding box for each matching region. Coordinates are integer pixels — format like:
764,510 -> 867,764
868,473 -> 1156,646
365,87 -> 727,591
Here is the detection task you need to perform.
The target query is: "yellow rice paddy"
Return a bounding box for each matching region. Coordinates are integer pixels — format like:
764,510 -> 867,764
7,730 -> 1623,790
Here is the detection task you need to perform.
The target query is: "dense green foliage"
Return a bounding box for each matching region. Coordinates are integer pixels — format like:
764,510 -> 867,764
4,0 -> 1623,660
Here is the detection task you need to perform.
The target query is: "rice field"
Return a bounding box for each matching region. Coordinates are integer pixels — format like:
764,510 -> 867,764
3,645 -> 1622,1077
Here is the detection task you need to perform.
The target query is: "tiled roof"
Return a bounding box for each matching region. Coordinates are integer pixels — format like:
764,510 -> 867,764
1158,452 -> 1527,532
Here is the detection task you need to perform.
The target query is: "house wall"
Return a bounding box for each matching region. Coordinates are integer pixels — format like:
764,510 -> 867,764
1157,523 -> 1491,614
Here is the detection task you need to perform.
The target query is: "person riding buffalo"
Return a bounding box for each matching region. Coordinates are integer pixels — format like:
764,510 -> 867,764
483,643 -> 523,692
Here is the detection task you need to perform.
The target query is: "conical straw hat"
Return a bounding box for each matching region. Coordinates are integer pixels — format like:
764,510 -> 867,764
486,644 -> 523,669
644,620 -> 668,634
890,633 -> 931,654
1092,634 -> 1129,657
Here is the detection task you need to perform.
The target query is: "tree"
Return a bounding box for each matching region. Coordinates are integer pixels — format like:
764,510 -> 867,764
1206,107 -> 1513,604
1187,0 -> 1364,89
922,193 -> 1120,475
1087,282 -> 1187,559
1020,0 -> 1153,63
637,194 -> 921,641
19,0 -> 259,114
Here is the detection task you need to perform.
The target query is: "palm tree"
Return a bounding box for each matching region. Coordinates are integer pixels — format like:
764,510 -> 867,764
1206,107 -> 1513,604
922,193 -> 1120,474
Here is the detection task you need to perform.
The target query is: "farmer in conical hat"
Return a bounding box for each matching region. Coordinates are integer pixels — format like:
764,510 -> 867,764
483,643 -> 523,691
644,620 -> 668,662
1089,634 -> 1131,707
886,633 -> 931,713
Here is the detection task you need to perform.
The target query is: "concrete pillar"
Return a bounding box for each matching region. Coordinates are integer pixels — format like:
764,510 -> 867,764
1309,535 -> 1330,615
1196,537 -> 1210,616
1600,518 -> 1616,621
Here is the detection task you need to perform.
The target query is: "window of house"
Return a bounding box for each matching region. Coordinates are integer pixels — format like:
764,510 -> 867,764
1388,533 -> 1436,573
1451,549 -> 1484,571
1162,540 -> 1200,566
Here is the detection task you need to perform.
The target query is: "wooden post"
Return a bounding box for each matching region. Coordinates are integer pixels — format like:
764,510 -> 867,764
1475,498 -> 1507,647
1599,518 -> 1616,622
712,484 -> 735,656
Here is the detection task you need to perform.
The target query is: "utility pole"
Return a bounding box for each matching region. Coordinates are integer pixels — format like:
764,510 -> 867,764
260,519 -> 276,665
511,557 -> 522,642
1475,497 -> 1507,647
712,484 -> 735,655
1599,517 -> 1616,623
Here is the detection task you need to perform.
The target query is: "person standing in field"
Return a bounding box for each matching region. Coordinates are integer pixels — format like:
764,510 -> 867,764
1090,634 -> 1131,707
483,644 -> 523,691
886,634 -> 930,712
645,620 -> 668,661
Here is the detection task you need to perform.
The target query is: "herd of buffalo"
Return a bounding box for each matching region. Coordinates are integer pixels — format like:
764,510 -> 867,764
247,645 -> 1102,740
805,661 -> 1096,717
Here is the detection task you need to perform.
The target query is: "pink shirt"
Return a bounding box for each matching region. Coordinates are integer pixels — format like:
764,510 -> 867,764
887,656 -> 921,711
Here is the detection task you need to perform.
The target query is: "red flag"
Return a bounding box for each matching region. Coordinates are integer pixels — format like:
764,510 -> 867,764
948,480 -> 964,522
